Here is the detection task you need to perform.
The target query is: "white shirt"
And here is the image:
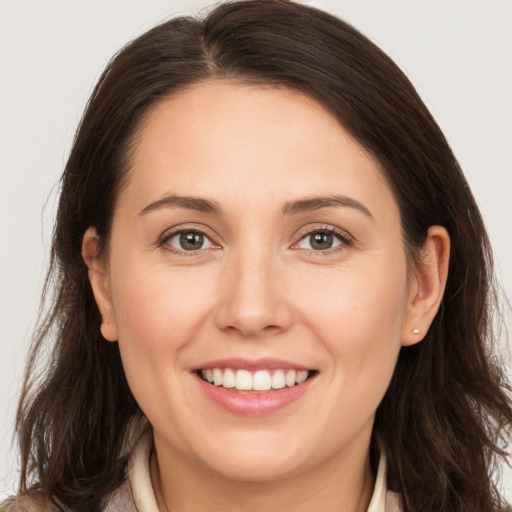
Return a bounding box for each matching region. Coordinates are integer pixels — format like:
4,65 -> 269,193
105,434 -> 401,512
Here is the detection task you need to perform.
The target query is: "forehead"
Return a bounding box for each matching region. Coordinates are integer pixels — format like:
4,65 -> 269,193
119,80 -> 397,220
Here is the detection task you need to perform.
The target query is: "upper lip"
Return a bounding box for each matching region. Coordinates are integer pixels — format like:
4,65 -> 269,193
192,357 -> 313,372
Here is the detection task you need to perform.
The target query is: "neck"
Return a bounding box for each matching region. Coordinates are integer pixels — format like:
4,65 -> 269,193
151,435 -> 375,512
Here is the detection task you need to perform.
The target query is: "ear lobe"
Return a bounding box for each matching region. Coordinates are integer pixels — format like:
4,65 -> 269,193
82,227 -> 118,342
402,225 -> 450,346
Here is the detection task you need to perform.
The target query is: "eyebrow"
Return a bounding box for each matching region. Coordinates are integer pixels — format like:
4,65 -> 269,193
139,195 -> 223,216
282,195 -> 374,219
139,194 -> 373,220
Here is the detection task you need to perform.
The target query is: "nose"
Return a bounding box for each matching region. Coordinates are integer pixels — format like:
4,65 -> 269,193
214,250 -> 293,338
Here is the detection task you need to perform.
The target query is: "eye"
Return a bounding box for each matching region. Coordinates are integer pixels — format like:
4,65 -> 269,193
165,230 -> 214,251
296,229 -> 346,251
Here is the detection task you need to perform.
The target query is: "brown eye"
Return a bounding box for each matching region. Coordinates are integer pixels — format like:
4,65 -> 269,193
166,230 -> 213,251
180,232 -> 204,250
310,232 -> 334,250
297,230 -> 343,251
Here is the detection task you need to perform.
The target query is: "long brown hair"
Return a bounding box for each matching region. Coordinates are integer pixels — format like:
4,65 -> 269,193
8,1 -> 511,511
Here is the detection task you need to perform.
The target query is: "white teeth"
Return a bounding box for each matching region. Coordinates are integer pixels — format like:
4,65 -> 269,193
235,369 -> 253,390
253,370 -> 272,391
285,369 -> 296,387
296,370 -> 308,384
200,368 -> 312,391
223,368 -> 236,388
271,369 -> 286,389
213,368 -> 223,386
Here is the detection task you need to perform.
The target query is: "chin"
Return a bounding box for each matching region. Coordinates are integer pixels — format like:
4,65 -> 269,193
188,432 -> 321,483
204,453 -> 308,483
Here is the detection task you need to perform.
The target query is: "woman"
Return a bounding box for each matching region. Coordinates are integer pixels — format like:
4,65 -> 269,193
3,1 -> 511,511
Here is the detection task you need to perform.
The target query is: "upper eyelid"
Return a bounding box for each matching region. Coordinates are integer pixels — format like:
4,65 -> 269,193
294,224 -> 355,243
159,223 -> 215,238
158,224 -> 219,248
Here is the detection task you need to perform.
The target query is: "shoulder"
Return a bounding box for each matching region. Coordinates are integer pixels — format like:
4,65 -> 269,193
1,481 -> 138,512
0,494 -> 60,512
385,491 -> 402,512
102,478 -> 138,512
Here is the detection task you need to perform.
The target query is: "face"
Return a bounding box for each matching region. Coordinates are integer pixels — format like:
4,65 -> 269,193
88,81 -> 427,482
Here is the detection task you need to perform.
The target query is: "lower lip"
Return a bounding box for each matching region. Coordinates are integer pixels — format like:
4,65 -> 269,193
195,374 -> 315,416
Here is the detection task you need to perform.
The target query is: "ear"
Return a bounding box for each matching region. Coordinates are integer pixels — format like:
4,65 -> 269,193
402,225 -> 450,346
82,227 -> 118,342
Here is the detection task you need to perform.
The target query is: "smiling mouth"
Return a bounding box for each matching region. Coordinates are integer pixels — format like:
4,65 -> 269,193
198,368 -> 317,393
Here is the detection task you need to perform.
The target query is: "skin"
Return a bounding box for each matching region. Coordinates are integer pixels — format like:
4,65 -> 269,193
83,81 -> 450,512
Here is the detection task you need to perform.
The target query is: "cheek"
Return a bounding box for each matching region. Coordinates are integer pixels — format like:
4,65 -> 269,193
108,263 -> 221,437
107,257 -> 215,395
111,264 -> 215,351
299,259 -> 407,331
292,254 -> 409,386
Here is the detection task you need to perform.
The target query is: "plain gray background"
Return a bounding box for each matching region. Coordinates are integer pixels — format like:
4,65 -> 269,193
1,0 -> 511,500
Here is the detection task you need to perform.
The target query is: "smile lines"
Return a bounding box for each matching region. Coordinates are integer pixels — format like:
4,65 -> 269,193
200,368 -> 311,392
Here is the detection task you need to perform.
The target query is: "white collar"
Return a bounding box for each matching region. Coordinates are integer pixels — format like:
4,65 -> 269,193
127,434 -> 400,512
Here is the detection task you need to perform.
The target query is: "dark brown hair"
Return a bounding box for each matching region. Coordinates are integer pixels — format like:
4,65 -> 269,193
8,1 -> 511,511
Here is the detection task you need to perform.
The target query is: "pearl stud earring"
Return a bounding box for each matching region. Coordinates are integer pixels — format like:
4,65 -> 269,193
412,328 -> 420,334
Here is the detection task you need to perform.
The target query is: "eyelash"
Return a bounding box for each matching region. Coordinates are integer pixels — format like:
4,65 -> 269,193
158,225 -> 218,256
158,224 -> 354,256
292,225 -> 354,256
